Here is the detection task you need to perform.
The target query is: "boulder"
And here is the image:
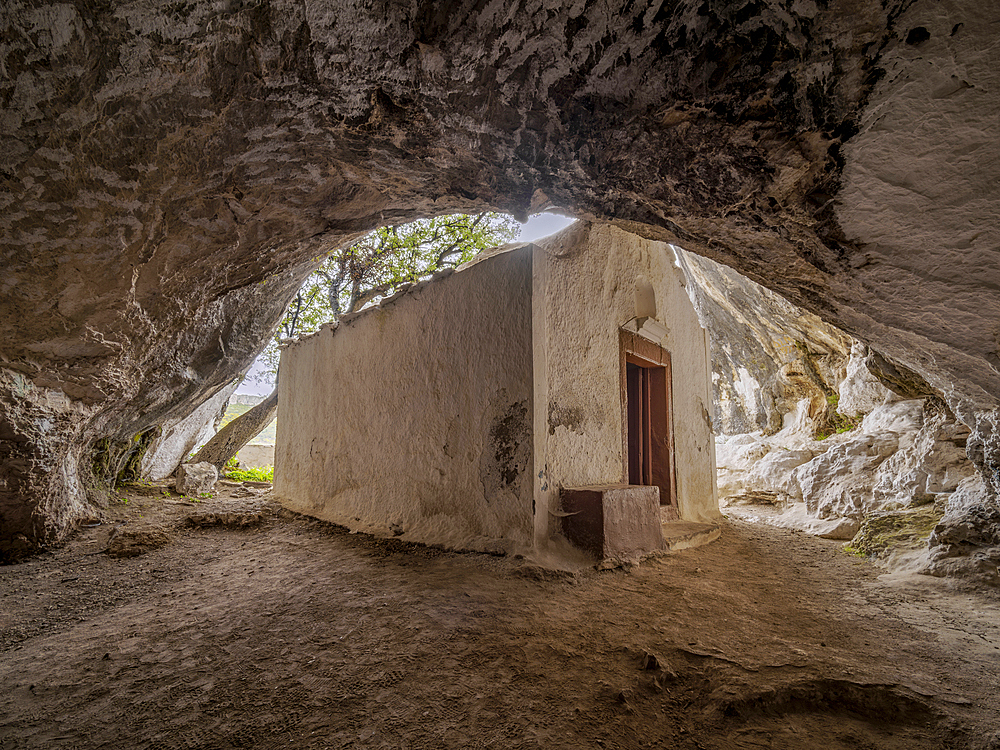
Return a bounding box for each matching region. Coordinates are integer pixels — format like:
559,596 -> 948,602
176,463 -> 219,496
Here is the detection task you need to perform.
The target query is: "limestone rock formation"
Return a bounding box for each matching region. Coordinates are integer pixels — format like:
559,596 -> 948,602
719,395 -> 978,539
925,477 -> 1000,584
141,380 -> 239,481
838,341 -> 895,416
693,249 -> 981,565
665,198 -> 983,564
674,247 -> 853,436
175,462 -> 219,496
1,0 -> 998,565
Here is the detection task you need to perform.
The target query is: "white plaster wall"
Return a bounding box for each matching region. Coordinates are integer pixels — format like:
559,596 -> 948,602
532,223 -> 719,545
274,249 -> 535,553
236,444 -> 275,470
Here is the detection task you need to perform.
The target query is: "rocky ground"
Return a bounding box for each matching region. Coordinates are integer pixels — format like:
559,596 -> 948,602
1,485 -> 999,750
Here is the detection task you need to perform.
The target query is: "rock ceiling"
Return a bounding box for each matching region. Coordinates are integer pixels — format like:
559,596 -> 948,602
1,0 -> 997,558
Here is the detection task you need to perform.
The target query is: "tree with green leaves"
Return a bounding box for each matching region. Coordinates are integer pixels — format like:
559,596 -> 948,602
190,213 -> 519,471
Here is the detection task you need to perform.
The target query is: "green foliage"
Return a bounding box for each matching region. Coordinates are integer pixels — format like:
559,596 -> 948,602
816,411 -> 864,440
256,213 -> 518,377
225,465 -> 275,482
815,392 -> 864,440
117,428 -> 160,484
90,428 -> 160,488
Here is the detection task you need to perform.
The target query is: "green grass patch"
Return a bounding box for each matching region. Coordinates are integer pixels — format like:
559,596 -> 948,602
224,465 -> 274,483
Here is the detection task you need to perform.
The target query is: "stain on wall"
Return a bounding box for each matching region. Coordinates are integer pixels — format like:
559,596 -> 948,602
547,401 -> 584,435
482,399 -> 530,496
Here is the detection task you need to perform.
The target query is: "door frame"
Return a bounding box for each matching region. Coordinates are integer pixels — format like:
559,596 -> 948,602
618,329 -> 678,520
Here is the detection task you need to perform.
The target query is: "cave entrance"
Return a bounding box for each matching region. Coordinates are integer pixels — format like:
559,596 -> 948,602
620,332 -> 678,521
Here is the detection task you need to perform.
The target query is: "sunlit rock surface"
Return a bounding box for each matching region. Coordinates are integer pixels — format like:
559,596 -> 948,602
674,248 -> 852,436
701,274 -> 984,573
1,0 -> 998,565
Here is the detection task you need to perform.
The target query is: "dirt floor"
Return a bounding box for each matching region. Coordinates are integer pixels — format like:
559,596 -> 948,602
2,483 -> 999,750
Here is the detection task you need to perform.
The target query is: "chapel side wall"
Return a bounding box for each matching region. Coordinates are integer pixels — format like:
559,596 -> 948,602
654,241 -> 719,523
532,223 -> 719,545
273,249 -> 535,553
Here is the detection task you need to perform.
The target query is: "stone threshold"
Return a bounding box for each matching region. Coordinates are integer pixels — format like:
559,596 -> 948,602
660,521 -> 722,552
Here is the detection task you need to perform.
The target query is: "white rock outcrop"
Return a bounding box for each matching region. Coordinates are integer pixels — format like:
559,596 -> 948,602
720,395 -> 976,542
141,381 -> 239,481
871,409 -> 973,510
837,341 -> 893,416
924,476 -> 1000,584
793,431 -> 900,523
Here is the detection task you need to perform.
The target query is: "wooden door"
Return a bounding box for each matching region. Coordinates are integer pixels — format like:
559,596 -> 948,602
620,332 -> 677,519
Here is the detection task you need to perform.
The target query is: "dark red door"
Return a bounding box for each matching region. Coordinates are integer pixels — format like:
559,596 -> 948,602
626,358 -> 675,517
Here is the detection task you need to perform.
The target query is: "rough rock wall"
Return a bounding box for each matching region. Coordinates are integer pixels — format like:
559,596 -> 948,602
674,248 -> 852,436
716,394 -> 979,545
140,379 -> 240,481
687,257 -> 986,577
1,0 -> 998,558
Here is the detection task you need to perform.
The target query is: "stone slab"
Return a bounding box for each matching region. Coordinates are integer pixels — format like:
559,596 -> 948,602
660,520 -> 722,552
560,484 -> 666,560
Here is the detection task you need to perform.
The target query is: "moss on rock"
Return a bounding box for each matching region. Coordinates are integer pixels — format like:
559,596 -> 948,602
846,504 -> 945,559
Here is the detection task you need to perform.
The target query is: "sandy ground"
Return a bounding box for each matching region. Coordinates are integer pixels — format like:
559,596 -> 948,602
1,484 -> 999,750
